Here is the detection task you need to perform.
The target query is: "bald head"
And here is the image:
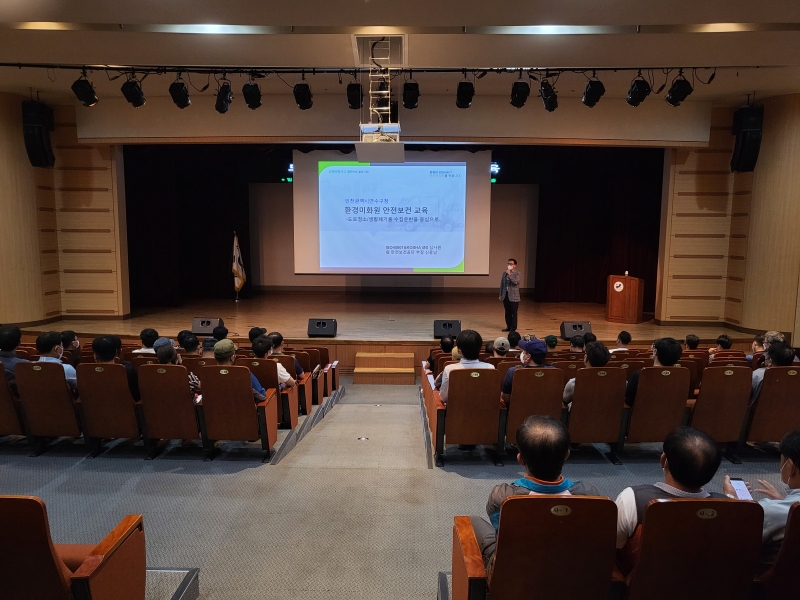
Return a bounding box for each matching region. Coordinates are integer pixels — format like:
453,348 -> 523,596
516,415 -> 571,481
663,427 -> 721,489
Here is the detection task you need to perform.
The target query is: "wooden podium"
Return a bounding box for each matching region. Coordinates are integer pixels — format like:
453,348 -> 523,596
606,275 -> 644,324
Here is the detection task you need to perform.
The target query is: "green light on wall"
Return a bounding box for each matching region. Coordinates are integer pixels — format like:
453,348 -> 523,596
490,177 -> 497,183
287,177 -> 293,182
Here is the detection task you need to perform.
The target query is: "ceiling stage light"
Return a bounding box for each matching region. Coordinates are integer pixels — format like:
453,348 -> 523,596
540,80 -> 558,112
626,73 -> 651,107
510,80 -> 530,108
215,81 -> 233,114
121,78 -> 145,108
71,76 -> 98,107
242,81 -> 262,109
665,73 -> 694,107
293,82 -> 313,110
402,81 -> 419,109
169,79 -> 191,109
346,82 -> 363,109
582,79 -> 605,108
456,80 -> 475,109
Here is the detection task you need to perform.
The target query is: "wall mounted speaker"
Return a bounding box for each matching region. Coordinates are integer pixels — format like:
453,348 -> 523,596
22,100 -> 55,168
731,105 -> 764,173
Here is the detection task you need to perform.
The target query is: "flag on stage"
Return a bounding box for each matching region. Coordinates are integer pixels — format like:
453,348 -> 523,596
232,232 -> 246,292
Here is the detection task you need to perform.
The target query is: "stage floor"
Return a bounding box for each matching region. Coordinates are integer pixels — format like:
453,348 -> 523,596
24,292 -> 747,345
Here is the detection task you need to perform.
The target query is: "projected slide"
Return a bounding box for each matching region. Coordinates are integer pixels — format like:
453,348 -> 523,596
318,162 -> 467,272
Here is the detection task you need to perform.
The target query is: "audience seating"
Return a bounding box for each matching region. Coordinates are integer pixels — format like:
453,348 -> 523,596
246,358 -> 299,429
137,364 -> 204,452
130,355 -> 158,372
478,352 -> 491,362
745,367 -> 800,444
0,495 -> 146,600
623,499 -> 764,600
303,346 -> 337,392
15,362 -> 81,454
688,366 -> 751,450
76,364 -> 143,456
622,366 -> 690,448
0,368 -> 25,437
550,361 -> 584,376
713,359 -> 751,368
504,368 -> 566,445
674,359 -> 699,397
180,357 -> 214,374
486,356 -> 508,367
433,369 -> 503,465
301,348 -> 323,404
290,350 -> 321,407
754,502 -> 800,599
451,496 -> 617,600
495,361 -> 518,384
198,365 -> 279,461
566,367 -> 627,463
751,352 -> 765,370
715,350 -> 746,358
272,354 -> 312,416
616,360 -> 645,381
435,354 -> 453,377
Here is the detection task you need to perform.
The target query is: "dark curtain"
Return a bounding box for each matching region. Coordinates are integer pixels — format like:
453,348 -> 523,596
124,145 -> 252,308
534,147 -> 664,312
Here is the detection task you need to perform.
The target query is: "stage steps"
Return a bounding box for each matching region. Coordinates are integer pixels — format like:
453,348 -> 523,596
353,352 -> 416,385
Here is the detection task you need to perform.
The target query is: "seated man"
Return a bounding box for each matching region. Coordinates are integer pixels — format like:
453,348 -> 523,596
252,334 -> 295,389
508,331 -> 522,350
213,339 -> 266,402
0,325 -> 29,394
176,330 -> 193,349
501,338 -> 553,405
249,326 -> 267,345
132,328 -> 159,354
568,335 -> 585,354
615,427 -> 725,570
35,331 -> 77,391
268,332 -> 304,377
492,337 -> 510,358
610,330 -> 632,353
181,335 -> 201,357
470,415 -> 600,574
439,329 -> 495,405
93,335 -> 139,400
708,333 -> 733,361
722,429 -> 800,568
747,335 -> 766,362
625,337 -> 682,406
60,330 -> 81,366
426,335 -> 454,371
543,334 -> 558,353
212,325 -> 228,341
583,332 -> 597,345
750,342 -> 796,405
684,334 -> 700,351
562,341 -> 611,406
152,337 -> 176,353
155,344 -> 199,396
763,330 -> 800,362
201,337 -> 217,358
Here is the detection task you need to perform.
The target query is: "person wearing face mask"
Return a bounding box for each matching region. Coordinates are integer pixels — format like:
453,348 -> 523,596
722,429 -> 800,568
34,331 -> 78,392
499,258 -> 521,333
500,339 -> 553,406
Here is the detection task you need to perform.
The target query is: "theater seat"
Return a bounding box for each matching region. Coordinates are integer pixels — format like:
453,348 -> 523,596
246,358 -> 299,429
688,366 -> 751,445
623,366 -> 690,448
566,367 -> 627,462
273,354 -> 312,416
0,495 -> 146,600
504,368 -> 565,444
754,502 -> 800,599
137,364 -> 204,450
745,367 -> 800,444
624,498 -> 763,600
451,496 -> 617,600
0,368 -> 24,437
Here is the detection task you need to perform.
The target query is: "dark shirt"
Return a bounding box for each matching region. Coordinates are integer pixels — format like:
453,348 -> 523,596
626,369 -> 641,406
501,364 -> 554,395
0,351 -> 29,393
121,360 -> 141,401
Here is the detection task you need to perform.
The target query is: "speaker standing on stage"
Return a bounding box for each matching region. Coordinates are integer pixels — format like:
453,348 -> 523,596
499,258 -> 521,332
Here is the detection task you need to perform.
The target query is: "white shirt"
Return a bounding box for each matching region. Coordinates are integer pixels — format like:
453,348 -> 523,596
563,377 -> 576,404
132,348 -> 156,354
610,348 -> 628,353
439,358 -> 495,404
614,482 -> 713,548
276,362 -> 291,384
760,488 -> 800,545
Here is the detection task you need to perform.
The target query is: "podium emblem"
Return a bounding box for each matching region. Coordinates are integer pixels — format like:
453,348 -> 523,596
613,281 -> 624,292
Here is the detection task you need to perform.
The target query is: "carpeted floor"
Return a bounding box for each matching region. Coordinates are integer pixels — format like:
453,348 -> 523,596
0,377 -> 786,599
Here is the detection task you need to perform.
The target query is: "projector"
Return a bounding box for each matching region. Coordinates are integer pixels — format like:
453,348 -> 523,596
356,124 -> 405,163
361,132 -> 401,143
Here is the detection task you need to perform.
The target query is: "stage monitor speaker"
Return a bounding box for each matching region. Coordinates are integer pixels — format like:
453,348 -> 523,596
560,321 -> 592,340
192,317 -> 224,336
308,318 -> 337,337
730,105 -> 764,173
434,320 -> 461,339
22,100 -> 55,168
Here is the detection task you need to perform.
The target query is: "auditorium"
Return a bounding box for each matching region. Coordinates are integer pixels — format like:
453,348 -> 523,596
2,2 -> 800,599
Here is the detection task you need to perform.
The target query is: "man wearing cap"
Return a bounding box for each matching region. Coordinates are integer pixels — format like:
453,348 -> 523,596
213,339 -> 267,402
544,335 -> 558,352
152,336 -> 176,353
492,337 -> 510,358
499,258 -> 521,333
501,339 -> 553,406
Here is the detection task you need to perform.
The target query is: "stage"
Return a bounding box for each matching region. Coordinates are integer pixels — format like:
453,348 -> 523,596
21,293 -> 750,373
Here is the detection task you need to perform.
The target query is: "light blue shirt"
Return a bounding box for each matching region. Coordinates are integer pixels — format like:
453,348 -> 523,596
760,488 -> 800,545
37,356 -> 77,387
